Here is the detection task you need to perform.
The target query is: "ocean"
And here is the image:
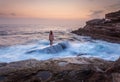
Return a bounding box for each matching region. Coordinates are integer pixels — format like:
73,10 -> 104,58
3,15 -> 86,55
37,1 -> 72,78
0,24 -> 120,62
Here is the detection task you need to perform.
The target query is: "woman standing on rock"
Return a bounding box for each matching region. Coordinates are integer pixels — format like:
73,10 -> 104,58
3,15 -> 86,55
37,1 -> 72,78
49,30 -> 54,46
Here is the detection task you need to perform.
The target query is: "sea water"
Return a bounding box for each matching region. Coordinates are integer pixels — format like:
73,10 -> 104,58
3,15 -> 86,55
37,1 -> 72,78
0,24 -> 120,62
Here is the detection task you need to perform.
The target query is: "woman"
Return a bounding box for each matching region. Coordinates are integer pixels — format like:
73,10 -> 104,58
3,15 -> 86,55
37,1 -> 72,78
49,30 -> 54,46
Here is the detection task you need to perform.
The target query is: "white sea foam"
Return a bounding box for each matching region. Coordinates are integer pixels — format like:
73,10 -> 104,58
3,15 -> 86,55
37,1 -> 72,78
0,39 -> 120,62
0,24 -> 119,63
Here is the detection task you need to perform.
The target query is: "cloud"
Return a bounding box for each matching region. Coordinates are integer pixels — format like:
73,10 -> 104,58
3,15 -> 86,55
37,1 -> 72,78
108,3 -> 120,10
10,13 -> 16,16
0,13 -> 16,16
88,10 -> 104,18
106,0 -> 120,11
90,10 -> 104,15
0,13 -> 7,16
88,0 -> 95,1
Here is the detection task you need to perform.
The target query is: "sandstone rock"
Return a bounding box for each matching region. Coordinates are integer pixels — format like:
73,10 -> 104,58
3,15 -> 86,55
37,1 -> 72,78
87,72 -> 112,82
106,58 -> 120,73
106,10 -> 120,21
86,19 -> 105,25
0,63 -> 7,67
112,73 -> 120,82
35,71 -> 53,82
0,57 -> 114,82
102,58 -> 120,82
0,59 -> 41,75
68,70 -> 94,80
58,61 -> 68,67
72,10 -> 120,43
0,76 -> 6,82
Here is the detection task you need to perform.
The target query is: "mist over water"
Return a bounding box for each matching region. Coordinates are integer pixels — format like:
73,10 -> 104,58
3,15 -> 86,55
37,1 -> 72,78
0,22 -> 82,46
0,23 -> 120,62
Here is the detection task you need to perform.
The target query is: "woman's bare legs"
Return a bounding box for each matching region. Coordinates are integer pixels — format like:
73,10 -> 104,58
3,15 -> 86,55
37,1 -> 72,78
50,40 -> 53,46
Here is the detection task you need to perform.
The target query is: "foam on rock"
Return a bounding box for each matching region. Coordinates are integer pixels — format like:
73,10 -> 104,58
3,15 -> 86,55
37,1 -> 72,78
26,41 -> 69,54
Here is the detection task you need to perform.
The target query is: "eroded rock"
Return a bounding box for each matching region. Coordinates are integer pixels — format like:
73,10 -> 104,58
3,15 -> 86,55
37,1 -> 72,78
0,76 -> 6,82
0,63 -> 7,67
36,71 -> 52,81
0,57 -> 119,82
106,10 -> 120,21
72,10 -> 120,43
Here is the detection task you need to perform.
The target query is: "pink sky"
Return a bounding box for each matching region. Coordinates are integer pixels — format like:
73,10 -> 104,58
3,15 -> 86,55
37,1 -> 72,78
0,0 -> 120,20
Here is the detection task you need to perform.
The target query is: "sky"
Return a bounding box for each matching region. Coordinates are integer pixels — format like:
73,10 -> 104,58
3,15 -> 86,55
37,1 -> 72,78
0,0 -> 120,24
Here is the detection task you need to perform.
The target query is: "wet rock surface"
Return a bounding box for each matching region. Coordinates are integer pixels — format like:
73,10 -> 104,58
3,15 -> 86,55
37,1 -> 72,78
26,41 -> 68,54
72,10 -> 120,43
0,57 -> 120,82
36,71 -> 52,81
0,76 -> 6,82
0,63 -> 7,67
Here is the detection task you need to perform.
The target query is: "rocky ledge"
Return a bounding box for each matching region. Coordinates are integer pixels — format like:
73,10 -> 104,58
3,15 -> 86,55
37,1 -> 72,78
0,57 -> 120,82
72,10 -> 120,43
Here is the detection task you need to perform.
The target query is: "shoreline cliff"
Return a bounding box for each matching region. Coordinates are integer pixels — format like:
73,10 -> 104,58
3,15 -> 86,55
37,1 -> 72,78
72,10 -> 120,43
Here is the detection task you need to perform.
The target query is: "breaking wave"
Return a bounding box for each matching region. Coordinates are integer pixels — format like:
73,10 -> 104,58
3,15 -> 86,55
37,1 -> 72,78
0,39 -> 120,62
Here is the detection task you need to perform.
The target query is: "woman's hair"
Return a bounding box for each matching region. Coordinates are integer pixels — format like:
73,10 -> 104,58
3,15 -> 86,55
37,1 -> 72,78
50,30 -> 53,35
